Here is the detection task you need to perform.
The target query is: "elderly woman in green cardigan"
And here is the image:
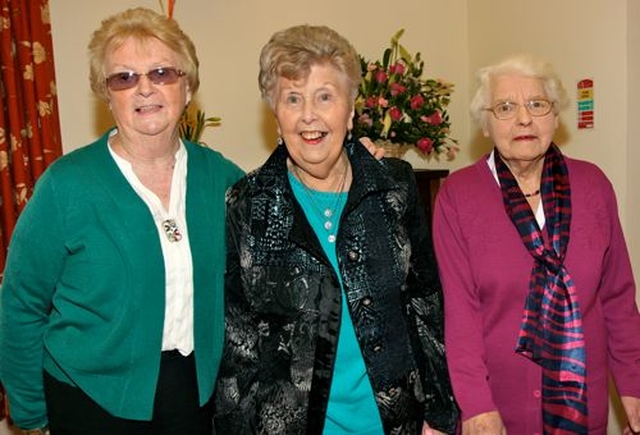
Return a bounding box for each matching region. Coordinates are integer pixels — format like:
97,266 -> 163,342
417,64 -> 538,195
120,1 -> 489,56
0,8 -> 243,434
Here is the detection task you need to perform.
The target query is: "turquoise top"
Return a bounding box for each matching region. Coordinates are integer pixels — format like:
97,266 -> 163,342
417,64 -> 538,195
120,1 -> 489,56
0,130 -> 244,428
289,173 -> 384,434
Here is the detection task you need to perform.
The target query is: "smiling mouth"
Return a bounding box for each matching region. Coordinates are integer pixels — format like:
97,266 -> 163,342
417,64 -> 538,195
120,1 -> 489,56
300,131 -> 327,141
135,105 -> 162,113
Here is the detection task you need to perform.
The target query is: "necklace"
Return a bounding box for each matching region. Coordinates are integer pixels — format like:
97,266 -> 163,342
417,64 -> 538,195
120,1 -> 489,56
523,189 -> 541,198
292,157 -> 349,243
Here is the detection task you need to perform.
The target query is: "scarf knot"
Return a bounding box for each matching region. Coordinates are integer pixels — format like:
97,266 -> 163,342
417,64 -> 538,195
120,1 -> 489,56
537,252 -> 562,274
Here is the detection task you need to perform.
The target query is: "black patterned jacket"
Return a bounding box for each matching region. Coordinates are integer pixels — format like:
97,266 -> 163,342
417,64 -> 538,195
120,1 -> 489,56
214,140 -> 459,434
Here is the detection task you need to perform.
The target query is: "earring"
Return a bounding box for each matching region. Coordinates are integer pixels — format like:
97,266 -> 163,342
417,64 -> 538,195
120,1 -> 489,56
277,136 -> 284,146
347,130 -> 353,141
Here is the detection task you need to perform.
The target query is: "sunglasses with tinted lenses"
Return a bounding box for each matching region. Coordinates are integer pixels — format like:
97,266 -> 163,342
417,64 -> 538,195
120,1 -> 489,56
105,67 -> 185,91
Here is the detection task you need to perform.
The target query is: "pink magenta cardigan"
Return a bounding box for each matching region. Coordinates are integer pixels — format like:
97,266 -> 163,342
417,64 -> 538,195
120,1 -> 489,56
433,155 -> 640,433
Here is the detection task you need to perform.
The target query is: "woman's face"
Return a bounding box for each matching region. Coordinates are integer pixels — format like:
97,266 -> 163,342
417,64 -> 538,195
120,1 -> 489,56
483,74 -> 558,165
274,63 -> 353,178
104,37 -> 191,140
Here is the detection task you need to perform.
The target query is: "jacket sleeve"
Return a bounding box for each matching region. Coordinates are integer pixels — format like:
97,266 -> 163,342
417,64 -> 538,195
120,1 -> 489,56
403,165 -> 459,434
0,172 -> 66,429
213,184 -> 259,433
432,179 -> 498,423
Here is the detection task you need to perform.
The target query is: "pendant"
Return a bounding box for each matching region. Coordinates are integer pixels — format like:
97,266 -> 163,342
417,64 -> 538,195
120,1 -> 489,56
162,219 -> 182,242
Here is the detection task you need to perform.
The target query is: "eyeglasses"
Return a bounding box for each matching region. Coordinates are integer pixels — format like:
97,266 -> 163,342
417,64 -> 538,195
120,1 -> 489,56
105,67 -> 185,91
483,99 -> 555,120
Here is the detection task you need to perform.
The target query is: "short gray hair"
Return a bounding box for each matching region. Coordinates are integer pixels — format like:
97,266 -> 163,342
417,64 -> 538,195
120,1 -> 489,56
469,53 -> 568,130
258,24 -> 361,110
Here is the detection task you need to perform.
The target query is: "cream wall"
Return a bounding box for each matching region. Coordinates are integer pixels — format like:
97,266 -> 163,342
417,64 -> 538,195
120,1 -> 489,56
49,0 -> 470,173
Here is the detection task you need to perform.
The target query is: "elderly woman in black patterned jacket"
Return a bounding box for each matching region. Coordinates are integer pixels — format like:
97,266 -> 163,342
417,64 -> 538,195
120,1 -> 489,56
213,24 -> 458,435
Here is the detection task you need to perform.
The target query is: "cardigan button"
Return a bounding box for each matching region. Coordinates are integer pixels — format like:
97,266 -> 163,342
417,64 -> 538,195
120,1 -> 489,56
347,251 -> 359,261
373,344 -> 383,353
362,297 -> 372,306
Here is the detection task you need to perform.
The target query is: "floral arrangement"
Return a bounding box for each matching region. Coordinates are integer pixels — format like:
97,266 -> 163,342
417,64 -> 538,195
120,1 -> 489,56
353,29 -> 458,158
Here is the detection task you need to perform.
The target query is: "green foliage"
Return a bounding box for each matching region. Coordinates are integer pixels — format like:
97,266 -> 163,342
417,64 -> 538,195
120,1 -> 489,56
179,107 -> 221,145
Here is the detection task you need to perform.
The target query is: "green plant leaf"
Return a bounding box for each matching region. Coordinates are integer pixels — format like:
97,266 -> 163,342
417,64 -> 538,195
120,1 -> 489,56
179,108 -> 222,144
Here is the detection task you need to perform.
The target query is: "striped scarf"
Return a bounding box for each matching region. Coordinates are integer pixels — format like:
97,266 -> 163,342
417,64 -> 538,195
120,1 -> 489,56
494,144 -> 588,434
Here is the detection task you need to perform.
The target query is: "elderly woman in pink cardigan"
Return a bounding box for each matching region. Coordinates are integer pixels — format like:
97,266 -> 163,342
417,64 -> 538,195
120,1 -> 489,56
433,54 -> 640,434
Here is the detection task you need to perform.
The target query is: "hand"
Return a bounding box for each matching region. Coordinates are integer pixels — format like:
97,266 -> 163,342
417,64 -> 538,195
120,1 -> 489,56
622,396 -> 640,434
359,136 -> 385,160
462,411 -> 506,435
422,421 -> 446,435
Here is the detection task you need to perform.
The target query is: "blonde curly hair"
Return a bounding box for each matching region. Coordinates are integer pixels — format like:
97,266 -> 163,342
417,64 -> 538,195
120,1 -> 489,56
88,7 -> 199,101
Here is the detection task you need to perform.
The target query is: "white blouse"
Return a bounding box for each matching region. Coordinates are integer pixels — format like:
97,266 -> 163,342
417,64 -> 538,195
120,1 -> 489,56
109,138 -> 194,356
487,150 -> 546,228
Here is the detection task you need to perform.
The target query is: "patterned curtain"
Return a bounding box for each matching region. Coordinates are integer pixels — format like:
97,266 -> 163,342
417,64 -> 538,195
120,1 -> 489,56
0,0 -> 63,420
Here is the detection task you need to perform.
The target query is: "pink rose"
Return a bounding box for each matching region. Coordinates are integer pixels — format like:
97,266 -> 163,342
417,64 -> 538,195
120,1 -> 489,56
389,62 -> 405,75
429,112 -> 443,125
389,106 -> 403,121
421,112 -> 443,125
365,97 -> 377,108
375,70 -> 388,83
417,137 -> 433,154
378,97 -> 389,108
390,83 -> 407,96
358,113 -> 373,127
410,94 -> 424,110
